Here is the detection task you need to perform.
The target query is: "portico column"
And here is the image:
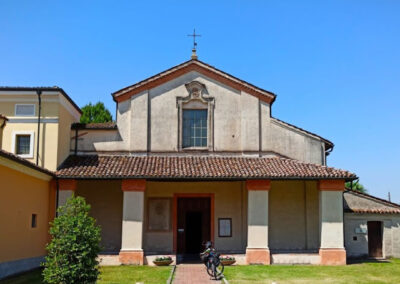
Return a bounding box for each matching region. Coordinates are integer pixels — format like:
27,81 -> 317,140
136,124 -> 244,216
119,179 -> 146,265
58,179 -> 76,207
318,179 -> 346,265
246,180 -> 271,265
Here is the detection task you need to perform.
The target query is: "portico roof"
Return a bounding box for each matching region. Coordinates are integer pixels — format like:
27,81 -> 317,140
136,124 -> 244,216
57,155 -> 357,180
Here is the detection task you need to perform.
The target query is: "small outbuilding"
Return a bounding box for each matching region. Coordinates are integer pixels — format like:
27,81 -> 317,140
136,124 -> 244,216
344,190 -> 400,259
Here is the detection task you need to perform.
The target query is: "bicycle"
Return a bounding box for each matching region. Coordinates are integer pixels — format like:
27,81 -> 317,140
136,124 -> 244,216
200,241 -> 224,280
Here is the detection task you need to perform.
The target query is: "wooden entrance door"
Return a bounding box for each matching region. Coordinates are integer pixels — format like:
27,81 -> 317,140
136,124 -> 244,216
177,197 -> 211,257
368,221 -> 383,257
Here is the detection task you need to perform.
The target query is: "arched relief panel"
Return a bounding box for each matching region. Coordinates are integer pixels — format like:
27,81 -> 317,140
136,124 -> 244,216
176,81 -> 215,151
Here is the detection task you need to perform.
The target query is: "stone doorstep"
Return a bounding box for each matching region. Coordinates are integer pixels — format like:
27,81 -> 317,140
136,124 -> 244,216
271,253 -> 320,265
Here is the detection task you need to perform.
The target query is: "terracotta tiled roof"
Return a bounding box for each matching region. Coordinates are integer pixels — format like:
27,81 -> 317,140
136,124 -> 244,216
56,155 -> 356,180
344,190 -> 400,214
0,149 -> 54,177
71,122 -> 117,130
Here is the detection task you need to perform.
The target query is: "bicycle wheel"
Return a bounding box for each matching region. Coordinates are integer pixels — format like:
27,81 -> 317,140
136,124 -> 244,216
211,263 -> 218,280
216,262 -> 224,276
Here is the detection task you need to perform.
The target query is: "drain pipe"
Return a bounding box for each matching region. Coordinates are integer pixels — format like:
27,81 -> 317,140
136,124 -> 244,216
36,90 -> 42,166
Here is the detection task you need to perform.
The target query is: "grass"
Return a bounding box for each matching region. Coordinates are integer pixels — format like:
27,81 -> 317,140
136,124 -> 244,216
224,258 -> 400,284
0,266 -> 171,284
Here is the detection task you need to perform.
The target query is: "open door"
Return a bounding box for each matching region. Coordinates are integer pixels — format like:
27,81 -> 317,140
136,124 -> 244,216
177,197 -> 211,262
368,221 -> 383,258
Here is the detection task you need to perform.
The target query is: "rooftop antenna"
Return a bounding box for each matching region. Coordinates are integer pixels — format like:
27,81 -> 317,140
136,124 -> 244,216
388,191 -> 391,202
187,28 -> 201,60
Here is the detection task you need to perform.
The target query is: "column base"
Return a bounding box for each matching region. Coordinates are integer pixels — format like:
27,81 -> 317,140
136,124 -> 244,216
119,250 -> 144,265
319,248 -> 346,265
246,248 -> 270,265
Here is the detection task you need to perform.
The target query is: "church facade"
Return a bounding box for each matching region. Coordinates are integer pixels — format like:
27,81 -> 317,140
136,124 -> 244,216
56,57 -> 357,266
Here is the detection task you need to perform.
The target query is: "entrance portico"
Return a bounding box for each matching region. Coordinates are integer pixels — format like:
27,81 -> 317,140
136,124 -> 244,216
56,154 -> 355,265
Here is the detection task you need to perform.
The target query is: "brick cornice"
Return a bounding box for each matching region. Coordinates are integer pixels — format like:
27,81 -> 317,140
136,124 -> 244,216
318,180 -> 345,191
246,179 -> 271,191
114,61 -> 275,104
122,179 -> 146,192
58,179 -> 77,191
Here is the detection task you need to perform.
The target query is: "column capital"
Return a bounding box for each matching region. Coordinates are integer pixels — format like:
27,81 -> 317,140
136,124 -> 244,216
246,179 -> 271,191
122,179 -> 146,192
58,179 -> 77,191
318,179 -> 345,191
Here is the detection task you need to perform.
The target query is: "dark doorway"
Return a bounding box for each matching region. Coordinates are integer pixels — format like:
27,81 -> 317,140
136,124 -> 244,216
177,197 -> 211,261
368,221 -> 383,258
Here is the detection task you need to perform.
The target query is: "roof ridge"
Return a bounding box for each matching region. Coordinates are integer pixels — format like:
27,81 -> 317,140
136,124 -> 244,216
0,149 -> 54,176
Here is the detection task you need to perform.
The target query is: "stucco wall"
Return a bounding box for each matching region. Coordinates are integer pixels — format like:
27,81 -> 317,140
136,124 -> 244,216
75,180 -> 123,253
0,92 -> 80,170
0,163 -> 53,265
269,180 -> 319,251
76,71 -> 326,164
144,181 -> 247,254
344,213 -> 400,258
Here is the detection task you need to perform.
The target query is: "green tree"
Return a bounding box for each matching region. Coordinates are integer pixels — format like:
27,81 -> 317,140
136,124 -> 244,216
80,102 -> 112,123
42,196 -> 101,284
345,181 -> 367,193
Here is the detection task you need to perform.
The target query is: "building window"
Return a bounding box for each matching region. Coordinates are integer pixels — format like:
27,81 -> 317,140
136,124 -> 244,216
31,214 -> 37,228
182,109 -> 208,148
16,135 -> 31,155
15,104 -> 35,116
12,131 -> 34,158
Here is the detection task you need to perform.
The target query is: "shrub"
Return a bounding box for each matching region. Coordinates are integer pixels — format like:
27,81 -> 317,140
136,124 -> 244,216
42,195 -> 102,284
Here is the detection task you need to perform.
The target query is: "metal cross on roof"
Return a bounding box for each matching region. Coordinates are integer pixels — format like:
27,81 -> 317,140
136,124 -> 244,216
187,29 -> 201,50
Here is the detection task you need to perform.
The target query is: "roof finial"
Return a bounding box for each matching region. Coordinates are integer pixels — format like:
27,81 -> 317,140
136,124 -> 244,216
187,28 -> 201,60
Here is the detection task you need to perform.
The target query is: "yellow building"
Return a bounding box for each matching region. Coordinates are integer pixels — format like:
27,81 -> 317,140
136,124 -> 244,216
0,149 -> 55,279
0,87 -> 81,170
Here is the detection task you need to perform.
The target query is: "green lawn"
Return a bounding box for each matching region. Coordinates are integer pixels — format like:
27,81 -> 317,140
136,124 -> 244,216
224,258 -> 400,284
0,266 -> 171,284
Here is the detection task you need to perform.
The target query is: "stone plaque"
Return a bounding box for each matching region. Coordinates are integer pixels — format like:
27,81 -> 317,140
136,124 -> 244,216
147,198 -> 171,231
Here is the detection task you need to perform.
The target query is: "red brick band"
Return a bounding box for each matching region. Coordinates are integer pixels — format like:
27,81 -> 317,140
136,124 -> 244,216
122,179 -> 146,192
246,180 -> 271,191
58,179 -> 77,191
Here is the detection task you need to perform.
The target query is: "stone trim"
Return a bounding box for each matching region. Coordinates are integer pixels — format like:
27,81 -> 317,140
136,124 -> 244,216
58,179 -> 76,191
318,179 -> 345,191
246,248 -> 271,265
121,179 -> 146,191
319,248 -> 346,265
246,179 -> 271,191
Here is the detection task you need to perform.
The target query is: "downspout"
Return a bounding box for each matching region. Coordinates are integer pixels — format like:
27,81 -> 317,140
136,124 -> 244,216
74,128 -> 78,155
55,178 -> 59,217
258,99 -> 262,157
36,90 -> 42,166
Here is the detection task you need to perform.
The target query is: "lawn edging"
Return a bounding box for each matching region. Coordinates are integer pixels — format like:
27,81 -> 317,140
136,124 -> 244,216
166,265 -> 176,284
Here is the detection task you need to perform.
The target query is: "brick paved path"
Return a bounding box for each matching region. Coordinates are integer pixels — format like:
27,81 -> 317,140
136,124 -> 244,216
173,264 -> 222,284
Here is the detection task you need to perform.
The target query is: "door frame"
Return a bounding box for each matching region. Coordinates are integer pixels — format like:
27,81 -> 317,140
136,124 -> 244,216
367,221 -> 383,258
172,193 -> 215,253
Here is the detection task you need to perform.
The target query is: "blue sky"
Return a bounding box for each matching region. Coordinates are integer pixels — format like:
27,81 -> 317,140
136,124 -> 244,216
1,1 -> 399,202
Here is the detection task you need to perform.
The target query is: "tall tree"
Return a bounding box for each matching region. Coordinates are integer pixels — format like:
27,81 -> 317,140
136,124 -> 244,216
80,102 -> 112,123
345,181 -> 367,193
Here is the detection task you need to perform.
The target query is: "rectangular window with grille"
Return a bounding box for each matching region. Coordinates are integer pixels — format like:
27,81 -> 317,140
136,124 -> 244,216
182,109 -> 208,148
16,135 -> 31,155
15,104 -> 35,116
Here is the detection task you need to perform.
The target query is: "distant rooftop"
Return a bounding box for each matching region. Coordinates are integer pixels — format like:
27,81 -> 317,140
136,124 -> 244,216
0,86 -> 82,114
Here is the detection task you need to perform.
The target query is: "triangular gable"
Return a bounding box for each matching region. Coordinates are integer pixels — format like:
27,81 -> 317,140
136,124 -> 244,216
112,59 -> 276,104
